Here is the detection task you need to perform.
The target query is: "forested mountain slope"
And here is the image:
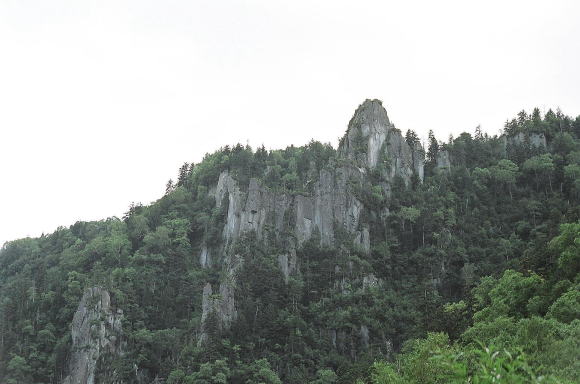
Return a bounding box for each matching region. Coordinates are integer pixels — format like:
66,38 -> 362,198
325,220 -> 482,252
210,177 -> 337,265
1,100 -> 579,383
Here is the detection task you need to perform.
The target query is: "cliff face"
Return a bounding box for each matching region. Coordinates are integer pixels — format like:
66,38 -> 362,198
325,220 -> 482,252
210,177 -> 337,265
213,171 -> 292,246
505,132 -> 547,148
57,99 -> 424,363
210,100 -> 422,250
436,150 -> 451,171
340,99 -> 392,169
3,100 -> 575,384
62,287 -> 123,384
198,99 -> 424,342
198,253 -> 242,346
339,99 -> 425,183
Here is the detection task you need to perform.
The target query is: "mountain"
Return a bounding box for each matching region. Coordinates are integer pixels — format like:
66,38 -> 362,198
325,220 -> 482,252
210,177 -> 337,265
1,100 -> 579,383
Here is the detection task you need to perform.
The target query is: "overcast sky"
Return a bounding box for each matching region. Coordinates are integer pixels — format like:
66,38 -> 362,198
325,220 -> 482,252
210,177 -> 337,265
1,0 -> 579,246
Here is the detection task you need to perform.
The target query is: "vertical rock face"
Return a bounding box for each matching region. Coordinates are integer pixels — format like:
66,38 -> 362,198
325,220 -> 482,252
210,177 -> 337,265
214,171 -> 291,246
62,287 -> 123,384
199,245 -> 211,268
506,132 -> 547,148
412,142 -> 425,183
360,325 -> 370,349
213,167 -> 367,251
436,150 -> 451,171
198,254 -> 243,345
339,99 -> 424,183
210,100 -> 424,253
362,273 -> 379,289
530,133 -> 547,148
340,99 -> 391,168
198,282 -> 216,346
198,99 -> 425,348
295,166 -> 365,246
501,132 -> 547,158
277,248 -> 298,283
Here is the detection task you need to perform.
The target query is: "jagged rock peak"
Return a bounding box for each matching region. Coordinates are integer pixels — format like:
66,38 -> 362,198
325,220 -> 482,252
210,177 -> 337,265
348,99 -> 391,130
339,99 -> 393,169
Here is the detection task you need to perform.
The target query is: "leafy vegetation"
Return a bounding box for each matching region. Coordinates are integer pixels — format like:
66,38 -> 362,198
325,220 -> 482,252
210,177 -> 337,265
0,108 -> 578,383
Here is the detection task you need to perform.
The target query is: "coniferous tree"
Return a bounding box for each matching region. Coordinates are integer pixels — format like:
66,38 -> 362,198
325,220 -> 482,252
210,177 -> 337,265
405,129 -> 420,147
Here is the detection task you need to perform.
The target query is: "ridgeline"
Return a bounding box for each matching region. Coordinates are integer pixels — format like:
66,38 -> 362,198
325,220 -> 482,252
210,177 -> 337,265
1,100 -> 579,383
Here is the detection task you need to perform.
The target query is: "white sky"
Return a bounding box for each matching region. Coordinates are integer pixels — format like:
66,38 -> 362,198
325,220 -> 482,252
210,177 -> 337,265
1,0 -> 579,246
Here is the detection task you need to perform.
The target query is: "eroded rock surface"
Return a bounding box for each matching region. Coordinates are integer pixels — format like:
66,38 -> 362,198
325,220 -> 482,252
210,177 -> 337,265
62,287 -> 123,384
214,171 -> 291,246
507,132 -> 547,148
198,254 -> 243,345
436,150 -> 451,171
198,99 -> 425,348
278,249 -> 298,283
199,245 -> 212,268
339,99 -> 425,183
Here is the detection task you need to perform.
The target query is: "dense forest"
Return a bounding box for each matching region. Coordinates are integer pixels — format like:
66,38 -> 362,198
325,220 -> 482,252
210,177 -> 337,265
0,100 -> 579,383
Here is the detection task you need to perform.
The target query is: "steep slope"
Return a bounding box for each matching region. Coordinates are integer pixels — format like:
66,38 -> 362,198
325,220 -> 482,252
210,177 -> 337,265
196,100 -> 424,341
0,101 -> 578,383
62,287 -> 123,384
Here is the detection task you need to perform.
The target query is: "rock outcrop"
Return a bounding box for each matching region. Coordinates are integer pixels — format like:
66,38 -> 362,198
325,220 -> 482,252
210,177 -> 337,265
214,171 -> 291,246
294,165 -> 365,246
62,287 -> 123,384
436,150 -> 451,171
506,132 -> 547,148
211,100 -> 423,251
198,253 -> 243,345
198,99 -> 425,346
339,99 -> 425,183
340,99 -> 392,169
278,249 -> 298,283
199,245 -> 212,268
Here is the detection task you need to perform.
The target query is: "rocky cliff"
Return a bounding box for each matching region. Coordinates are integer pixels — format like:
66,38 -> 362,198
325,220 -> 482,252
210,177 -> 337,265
198,99 -> 424,343
505,131 -> 547,148
62,287 -> 123,384
339,99 -> 424,183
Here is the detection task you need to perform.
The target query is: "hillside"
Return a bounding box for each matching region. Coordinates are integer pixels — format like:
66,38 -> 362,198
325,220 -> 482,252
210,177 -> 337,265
1,100 -> 579,383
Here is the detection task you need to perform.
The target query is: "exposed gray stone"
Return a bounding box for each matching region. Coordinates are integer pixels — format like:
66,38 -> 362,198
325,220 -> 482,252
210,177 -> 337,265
295,194 -> 314,244
62,287 -> 123,384
355,227 -> 371,253
436,150 -> 451,171
277,248 -> 297,283
339,99 -> 424,184
197,99 -> 428,356
330,329 -> 337,348
506,132 -> 547,148
385,339 -> 394,359
198,254 -> 243,346
360,325 -> 370,349
363,273 -> 379,289
199,245 -> 211,268
214,171 -> 292,246
339,99 -> 391,169
198,282 -> 215,346
412,142 -> 425,182
530,133 -> 547,148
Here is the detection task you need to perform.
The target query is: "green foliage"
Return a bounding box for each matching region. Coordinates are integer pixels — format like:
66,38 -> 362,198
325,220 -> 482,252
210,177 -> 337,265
547,287 -> 580,323
310,369 -> 338,384
187,359 -> 231,384
364,338 -> 560,384
0,108 -> 578,383
6,355 -> 33,384
549,222 -> 580,277
242,359 -> 282,384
